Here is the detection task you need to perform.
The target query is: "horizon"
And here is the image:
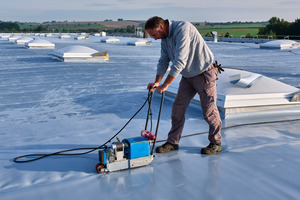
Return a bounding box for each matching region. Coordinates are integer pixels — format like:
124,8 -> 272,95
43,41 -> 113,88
10,19 -> 270,24
1,0 -> 299,23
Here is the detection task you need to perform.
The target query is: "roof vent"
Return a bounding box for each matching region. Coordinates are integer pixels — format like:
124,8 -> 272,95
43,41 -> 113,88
229,74 -> 262,88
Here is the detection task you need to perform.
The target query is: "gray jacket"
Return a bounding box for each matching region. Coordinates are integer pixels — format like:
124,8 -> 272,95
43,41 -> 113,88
157,20 -> 214,78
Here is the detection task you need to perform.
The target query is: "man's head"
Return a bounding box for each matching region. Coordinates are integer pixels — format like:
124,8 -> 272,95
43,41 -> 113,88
145,16 -> 169,40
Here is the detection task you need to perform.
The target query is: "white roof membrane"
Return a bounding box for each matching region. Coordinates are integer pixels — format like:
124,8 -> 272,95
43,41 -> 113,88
1,38 -> 300,200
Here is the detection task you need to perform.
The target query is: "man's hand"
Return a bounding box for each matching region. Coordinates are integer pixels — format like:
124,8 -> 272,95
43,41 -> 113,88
147,74 -> 174,94
156,83 -> 168,94
147,82 -> 159,92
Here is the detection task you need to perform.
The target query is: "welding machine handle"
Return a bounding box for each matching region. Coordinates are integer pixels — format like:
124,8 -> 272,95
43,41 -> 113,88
145,91 -> 153,131
150,92 -> 165,155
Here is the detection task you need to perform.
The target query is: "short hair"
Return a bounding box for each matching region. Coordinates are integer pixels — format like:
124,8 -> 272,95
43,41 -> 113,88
145,16 -> 165,30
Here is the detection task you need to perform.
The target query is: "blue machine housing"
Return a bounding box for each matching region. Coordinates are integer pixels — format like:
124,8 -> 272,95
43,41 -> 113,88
123,136 -> 150,159
99,149 -> 107,164
99,149 -> 112,164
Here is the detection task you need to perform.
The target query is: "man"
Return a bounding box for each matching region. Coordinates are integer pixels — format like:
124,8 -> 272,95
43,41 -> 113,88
145,16 -> 222,155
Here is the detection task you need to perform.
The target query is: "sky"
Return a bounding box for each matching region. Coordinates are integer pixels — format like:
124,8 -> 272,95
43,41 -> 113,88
1,0 -> 299,23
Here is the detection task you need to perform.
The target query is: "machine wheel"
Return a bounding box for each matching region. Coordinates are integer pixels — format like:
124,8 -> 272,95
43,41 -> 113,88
95,163 -> 105,173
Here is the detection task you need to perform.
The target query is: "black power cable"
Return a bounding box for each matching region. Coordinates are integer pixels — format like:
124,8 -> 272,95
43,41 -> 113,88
14,91 -> 154,163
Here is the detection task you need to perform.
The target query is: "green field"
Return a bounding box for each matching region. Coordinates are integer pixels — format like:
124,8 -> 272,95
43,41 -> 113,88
195,24 -> 266,38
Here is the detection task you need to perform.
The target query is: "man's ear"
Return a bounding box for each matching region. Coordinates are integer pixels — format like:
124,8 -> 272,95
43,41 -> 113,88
158,24 -> 164,31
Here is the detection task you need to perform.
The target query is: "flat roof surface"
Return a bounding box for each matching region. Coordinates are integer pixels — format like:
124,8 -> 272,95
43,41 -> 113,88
0,35 -> 299,200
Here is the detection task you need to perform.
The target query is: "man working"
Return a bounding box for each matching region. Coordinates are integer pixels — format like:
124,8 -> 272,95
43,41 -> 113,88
145,16 -> 222,155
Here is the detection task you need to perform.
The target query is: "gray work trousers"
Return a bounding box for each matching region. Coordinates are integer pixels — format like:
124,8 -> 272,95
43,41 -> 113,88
167,65 -> 222,145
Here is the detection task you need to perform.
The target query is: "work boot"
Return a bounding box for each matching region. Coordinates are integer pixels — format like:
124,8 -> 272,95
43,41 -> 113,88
156,142 -> 179,153
201,143 -> 222,155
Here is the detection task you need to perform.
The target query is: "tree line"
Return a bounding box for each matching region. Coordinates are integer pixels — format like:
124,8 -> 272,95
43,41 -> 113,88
0,21 -> 20,32
258,17 -> 300,38
1,21 -> 137,34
